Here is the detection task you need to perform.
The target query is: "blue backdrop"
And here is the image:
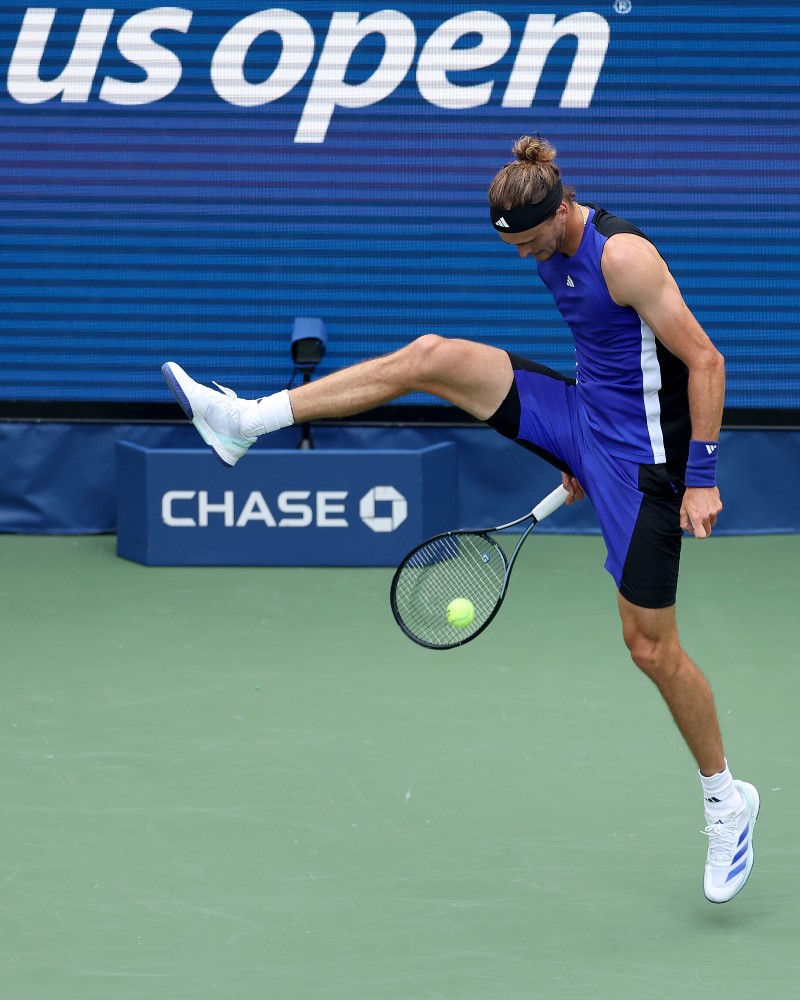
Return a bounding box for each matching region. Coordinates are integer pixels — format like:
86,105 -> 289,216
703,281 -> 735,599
1,1 -> 799,409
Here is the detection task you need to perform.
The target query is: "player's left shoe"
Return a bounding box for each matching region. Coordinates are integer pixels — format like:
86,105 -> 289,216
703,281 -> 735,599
703,779 -> 760,903
161,362 -> 256,467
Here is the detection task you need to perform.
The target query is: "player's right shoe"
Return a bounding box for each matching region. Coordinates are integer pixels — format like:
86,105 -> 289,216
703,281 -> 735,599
703,779 -> 760,904
161,362 -> 256,467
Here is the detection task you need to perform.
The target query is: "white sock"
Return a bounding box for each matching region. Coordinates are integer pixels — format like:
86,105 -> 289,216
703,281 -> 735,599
699,760 -> 743,818
240,389 -> 295,438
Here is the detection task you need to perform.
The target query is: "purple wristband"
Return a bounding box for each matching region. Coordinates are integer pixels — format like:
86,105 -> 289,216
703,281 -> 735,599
685,440 -> 718,488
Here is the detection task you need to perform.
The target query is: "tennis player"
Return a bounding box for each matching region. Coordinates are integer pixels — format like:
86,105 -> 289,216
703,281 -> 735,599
162,135 -> 758,904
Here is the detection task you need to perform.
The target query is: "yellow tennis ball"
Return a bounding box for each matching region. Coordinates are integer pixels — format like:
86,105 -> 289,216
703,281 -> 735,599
447,598 -> 475,628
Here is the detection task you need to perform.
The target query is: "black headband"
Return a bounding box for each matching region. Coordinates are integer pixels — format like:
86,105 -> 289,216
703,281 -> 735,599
489,182 -> 563,233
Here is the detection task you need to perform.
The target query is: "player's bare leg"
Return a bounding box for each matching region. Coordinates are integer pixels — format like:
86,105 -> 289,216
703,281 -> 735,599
617,594 -> 724,773
617,593 -> 759,902
289,334 -> 513,422
162,336 -> 514,466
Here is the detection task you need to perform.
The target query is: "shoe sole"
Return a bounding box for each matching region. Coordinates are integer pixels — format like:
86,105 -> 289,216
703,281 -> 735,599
161,362 -> 194,420
161,362 -> 236,468
705,780 -> 760,904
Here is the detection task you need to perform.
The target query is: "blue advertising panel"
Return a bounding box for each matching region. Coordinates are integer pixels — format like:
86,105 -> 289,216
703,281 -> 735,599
116,440 -> 458,564
1,2 -> 798,411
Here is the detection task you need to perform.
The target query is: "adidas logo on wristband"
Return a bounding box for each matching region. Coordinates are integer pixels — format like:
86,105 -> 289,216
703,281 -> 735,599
686,440 -> 719,488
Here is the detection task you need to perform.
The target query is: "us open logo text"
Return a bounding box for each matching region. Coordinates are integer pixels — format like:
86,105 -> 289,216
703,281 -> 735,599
7,7 -> 611,141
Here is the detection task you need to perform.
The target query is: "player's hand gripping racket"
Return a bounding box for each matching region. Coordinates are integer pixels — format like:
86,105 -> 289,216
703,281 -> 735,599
390,484 -> 570,650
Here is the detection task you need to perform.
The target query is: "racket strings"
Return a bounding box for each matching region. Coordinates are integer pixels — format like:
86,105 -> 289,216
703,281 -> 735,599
392,532 -> 506,647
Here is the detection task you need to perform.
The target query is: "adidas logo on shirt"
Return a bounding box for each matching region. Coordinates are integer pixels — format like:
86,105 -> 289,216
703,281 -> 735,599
566,275 -> 575,287
495,217 -> 510,228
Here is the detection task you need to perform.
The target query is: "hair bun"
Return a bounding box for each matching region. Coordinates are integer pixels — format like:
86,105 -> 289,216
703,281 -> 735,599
512,135 -> 558,165
488,132 -> 573,212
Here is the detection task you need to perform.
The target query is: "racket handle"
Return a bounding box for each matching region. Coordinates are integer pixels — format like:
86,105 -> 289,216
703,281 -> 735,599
532,484 -> 571,523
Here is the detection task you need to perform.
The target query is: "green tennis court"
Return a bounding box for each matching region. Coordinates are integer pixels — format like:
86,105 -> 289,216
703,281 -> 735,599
2,533 -> 798,999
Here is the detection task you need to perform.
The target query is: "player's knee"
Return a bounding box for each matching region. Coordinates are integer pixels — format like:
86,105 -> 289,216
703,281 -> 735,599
403,334 -> 453,382
624,630 -> 679,681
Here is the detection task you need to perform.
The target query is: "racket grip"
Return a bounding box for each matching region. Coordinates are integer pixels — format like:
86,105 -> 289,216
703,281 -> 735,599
531,484 -> 571,523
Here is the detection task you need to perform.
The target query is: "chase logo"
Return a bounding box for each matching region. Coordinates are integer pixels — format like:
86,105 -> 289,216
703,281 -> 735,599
161,485 -> 409,532
359,486 -> 408,533
5,7 -> 611,142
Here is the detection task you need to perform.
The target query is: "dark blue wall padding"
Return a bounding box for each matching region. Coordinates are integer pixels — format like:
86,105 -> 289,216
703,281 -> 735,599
0,423 -> 797,536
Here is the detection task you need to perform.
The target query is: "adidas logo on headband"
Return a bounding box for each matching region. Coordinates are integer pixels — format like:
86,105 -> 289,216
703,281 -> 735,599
489,181 -> 564,233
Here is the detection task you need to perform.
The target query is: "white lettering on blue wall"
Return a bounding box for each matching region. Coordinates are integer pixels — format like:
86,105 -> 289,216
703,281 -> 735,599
6,6 -> 611,141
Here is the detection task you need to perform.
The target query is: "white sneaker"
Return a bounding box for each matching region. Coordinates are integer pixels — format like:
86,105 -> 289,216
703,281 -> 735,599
703,780 -> 760,903
161,362 -> 256,467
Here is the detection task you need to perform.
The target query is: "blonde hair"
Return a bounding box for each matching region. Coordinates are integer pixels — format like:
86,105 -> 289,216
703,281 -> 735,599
488,135 -> 575,210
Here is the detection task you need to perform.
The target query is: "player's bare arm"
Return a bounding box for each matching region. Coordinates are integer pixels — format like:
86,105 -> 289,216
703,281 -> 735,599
601,234 -> 724,538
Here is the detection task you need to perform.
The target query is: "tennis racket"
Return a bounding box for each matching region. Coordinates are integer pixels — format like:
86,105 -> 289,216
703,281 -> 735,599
390,484 -> 570,650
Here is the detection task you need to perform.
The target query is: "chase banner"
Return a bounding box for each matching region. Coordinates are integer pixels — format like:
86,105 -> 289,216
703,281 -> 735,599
115,440 -> 458,564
